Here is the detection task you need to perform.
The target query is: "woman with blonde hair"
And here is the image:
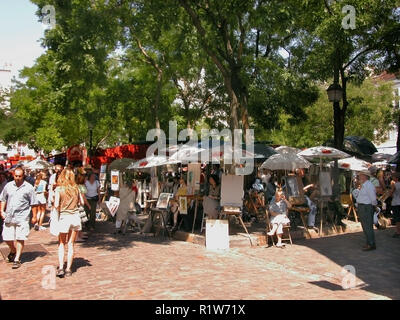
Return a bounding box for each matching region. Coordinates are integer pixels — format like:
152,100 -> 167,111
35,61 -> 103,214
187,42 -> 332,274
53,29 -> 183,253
54,168 -> 85,277
33,171 -> 48,231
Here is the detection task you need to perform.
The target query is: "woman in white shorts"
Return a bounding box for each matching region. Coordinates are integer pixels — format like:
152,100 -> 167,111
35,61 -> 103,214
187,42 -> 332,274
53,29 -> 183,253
33,172 -> 48,231
54,168 -> 83,278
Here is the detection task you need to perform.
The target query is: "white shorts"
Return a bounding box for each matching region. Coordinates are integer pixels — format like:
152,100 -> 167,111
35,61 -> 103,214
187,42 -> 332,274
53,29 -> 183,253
36,193 -> 47,205
2,222 -> 30,241
58,213 -> 82,234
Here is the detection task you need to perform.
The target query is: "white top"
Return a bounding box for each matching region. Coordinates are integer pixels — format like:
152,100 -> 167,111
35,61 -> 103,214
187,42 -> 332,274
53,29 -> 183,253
391,182 -> 400,206
356,180 -> 377,206
85,180 -> 99,198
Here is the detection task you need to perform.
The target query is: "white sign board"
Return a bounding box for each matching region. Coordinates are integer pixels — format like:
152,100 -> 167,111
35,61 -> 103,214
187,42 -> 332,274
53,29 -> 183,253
220,174 -> 244,208
206,219 -> 229,251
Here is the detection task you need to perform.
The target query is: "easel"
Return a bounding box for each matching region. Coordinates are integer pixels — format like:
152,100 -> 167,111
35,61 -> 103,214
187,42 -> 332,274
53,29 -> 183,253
220,174 -> 253,246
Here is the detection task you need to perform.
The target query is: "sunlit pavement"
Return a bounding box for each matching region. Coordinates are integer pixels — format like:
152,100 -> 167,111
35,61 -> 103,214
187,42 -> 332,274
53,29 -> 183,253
0,220 -> 399,300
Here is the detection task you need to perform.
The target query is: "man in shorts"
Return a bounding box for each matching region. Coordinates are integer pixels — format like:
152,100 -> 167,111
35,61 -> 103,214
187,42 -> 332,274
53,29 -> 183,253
0,167 -> 38,269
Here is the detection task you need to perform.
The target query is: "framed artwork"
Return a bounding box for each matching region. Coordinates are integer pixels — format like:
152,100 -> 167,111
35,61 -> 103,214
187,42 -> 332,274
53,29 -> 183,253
99,173 -> 106,181
319,171 -> 332,197
282,176 -> 301,198
111,170 -> 119,191
156,193 -> 172,209
187,163 -> 201,194
151,176 -> 159,199
179,196 -> 188,214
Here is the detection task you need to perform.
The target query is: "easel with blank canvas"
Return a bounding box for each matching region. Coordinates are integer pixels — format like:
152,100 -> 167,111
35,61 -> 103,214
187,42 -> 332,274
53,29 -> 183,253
220,174 -> 253,246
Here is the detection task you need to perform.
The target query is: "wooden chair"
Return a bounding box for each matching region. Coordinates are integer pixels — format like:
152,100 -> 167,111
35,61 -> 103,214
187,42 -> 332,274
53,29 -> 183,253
341,193 -> 358,222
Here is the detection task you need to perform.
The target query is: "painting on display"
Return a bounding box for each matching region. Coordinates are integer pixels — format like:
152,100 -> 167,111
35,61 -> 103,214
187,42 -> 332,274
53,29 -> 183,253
111,170 -> 120,191
156,193 -> 172,209
179,196 -> 188,214
187,163 -> 201,194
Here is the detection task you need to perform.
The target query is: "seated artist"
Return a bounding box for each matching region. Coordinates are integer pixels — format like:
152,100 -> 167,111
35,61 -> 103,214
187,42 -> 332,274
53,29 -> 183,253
202,174 -> 221,219
268,190 -> 291,248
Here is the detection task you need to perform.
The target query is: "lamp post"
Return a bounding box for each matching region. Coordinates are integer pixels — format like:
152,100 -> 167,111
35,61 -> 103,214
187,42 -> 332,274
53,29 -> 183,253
88,123 -> 93,157
327,82 -> 343,200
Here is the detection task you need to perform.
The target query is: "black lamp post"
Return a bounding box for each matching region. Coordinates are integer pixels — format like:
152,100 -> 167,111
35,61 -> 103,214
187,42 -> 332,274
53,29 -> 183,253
327,82 -> 343,200
326,83 -> 343,103
88,123 -> 93,157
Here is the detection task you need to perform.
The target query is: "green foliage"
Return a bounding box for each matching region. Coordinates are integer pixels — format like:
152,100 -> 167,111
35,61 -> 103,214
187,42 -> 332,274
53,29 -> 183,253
268,79 -> 396,147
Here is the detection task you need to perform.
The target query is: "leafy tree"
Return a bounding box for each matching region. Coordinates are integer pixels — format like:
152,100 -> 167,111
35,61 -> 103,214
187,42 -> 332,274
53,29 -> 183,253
268,78 -> 396,148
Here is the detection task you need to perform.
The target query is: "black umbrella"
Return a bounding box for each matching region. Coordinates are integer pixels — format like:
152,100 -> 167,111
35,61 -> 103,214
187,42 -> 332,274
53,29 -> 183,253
389,152 -> 400,164
242,143 -> 277,160
324,136 -> 377,157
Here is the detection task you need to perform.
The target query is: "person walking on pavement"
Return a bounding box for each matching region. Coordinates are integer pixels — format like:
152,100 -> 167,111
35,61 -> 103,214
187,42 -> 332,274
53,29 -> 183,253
54,168 -> 84,277
389,172 -> 400,238
354,171 -> 377,251
84,173 -> 100,231
0,167 -> 38,269
32,172 -> 48,231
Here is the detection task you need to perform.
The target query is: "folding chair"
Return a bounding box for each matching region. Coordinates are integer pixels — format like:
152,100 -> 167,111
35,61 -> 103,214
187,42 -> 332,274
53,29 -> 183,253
341,193 -> 358,222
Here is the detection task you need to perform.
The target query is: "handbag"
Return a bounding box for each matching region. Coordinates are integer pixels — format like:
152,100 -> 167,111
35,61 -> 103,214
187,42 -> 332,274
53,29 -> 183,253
78,192 -> 88,223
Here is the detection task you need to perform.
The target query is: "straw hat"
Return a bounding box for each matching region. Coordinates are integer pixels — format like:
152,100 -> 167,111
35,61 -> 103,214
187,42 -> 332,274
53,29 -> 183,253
358,170 -> 372,177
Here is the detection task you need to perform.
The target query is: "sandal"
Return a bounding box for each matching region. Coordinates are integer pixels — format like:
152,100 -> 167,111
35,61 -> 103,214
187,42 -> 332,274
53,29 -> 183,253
12,260 -> 21,269
56,268 -> 65,278
65,270 -> 72,277
7,252 -> 16,263
276,243 -> 286,248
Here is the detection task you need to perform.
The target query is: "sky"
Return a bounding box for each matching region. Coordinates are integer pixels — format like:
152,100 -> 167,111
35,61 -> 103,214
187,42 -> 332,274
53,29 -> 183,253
0,1 -> 45,88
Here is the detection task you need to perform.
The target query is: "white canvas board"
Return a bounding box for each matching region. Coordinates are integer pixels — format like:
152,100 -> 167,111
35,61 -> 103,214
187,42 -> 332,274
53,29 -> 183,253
220,174 -> 244,208
206,219 -> 229,251
319,171 -> 332,196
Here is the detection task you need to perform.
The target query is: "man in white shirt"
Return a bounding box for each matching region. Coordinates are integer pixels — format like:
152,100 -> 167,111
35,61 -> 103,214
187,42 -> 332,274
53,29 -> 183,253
355,171 -> 377,251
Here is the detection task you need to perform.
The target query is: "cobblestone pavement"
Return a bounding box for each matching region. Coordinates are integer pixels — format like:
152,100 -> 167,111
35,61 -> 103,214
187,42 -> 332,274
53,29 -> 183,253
0,220 -> 399,300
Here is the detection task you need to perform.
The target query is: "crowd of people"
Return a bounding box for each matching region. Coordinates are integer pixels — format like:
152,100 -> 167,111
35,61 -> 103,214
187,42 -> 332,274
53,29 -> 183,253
0,163 -> 101,276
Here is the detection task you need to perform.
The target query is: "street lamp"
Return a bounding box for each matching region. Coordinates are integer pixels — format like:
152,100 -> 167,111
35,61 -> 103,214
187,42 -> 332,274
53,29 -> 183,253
327,82 -> 343,201
326,83 -> 343,102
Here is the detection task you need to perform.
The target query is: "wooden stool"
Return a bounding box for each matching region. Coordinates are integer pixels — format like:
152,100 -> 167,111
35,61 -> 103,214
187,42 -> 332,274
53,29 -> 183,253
200,211 -> 207,233
341,194 -> 358,222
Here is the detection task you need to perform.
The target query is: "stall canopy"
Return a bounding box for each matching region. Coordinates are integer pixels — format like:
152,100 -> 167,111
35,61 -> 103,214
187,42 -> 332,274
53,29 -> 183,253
108,158 -> 136,171
246,143 -> 277,160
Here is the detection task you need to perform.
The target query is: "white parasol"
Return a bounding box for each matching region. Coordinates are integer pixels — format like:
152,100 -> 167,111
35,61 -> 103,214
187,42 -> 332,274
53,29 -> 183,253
128,155 -> 180,169
25,158 -> 53,170
331,156 -> 371,171
275,146 -> 301,155
298,146 -> 350,160
260,153 -> 311,171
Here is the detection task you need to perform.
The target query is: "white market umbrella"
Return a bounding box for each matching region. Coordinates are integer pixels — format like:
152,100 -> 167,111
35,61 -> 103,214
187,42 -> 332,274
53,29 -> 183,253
25,158 -> 53,170
260,153 -> 311,171
275,146 -> 301,155
331,156 -> 371,171
168,144 -> 205,163
298,146 -> 350,160
128,155 -> 179,169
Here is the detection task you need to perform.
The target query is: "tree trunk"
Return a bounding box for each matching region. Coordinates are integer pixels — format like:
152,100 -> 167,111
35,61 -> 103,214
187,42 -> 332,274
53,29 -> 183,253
397,111 -> 400,152
154,69 -> 162,130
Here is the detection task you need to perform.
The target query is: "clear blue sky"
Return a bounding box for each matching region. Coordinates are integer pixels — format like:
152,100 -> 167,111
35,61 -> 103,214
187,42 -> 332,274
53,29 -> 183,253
0,1 -> 45,87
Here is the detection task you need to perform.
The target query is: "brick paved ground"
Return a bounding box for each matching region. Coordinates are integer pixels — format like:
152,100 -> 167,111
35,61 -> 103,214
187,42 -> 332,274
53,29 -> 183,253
0,219 -> 399,300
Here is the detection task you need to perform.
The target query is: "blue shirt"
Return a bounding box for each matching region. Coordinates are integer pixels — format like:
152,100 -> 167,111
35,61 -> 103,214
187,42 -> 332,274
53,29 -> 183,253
0,180 -> 37,224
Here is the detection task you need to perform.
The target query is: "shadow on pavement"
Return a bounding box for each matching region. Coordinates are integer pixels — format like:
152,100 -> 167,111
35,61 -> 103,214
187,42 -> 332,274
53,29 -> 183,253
73,257 -> 92,272
79,221 -> 173,251
295,228 -> 400,300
